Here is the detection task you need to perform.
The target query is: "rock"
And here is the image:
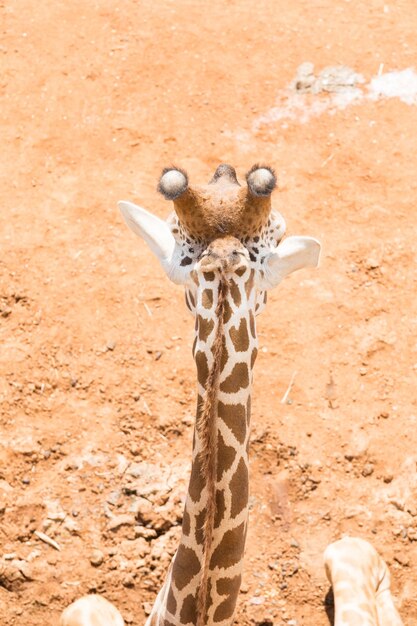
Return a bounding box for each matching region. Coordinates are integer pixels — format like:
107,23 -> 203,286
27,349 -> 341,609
362,463 -> 374,477
89,549 -> 104,567
130,443 -> 140,456
64,517 -> 80,535
344,432 -> 369,461
366,257 -> 380,270
0,559 -> 33,590
106,490 -> 121,506
122,573 -> 135,588
143,602 -> 153,616
107,514 -> 136,531
131,497 -> 154,522
394,552 -> 410,567
135,526 -> 157,540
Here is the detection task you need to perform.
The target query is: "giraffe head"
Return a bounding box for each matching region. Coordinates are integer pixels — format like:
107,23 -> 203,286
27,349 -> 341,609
119,163 -> 320,320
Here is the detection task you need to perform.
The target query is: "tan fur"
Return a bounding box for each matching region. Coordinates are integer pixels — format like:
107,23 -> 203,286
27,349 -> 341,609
173,182 -> 272,240
195,278 -> 228,626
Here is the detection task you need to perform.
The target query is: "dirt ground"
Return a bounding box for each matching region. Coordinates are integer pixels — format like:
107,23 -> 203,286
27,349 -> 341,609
1,1 -> 417,624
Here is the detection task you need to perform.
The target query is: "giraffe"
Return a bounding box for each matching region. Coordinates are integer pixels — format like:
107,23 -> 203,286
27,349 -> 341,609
58,165 -> 404,626
324,536 -> 404,626
117,163 -> 320,626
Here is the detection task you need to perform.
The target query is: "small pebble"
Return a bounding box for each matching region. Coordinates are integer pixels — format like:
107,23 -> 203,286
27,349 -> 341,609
130,443 -> 140,456
362,463 -> 374,477
122,573 -> 135,588
89,549 -> 104,567
143,602 -> 153,616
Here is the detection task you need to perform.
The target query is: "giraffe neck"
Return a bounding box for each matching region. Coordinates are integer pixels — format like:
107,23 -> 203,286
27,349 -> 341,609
147,268 -> 258,626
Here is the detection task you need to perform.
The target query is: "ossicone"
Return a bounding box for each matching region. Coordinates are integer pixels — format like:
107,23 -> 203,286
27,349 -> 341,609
157,167 -> 189,200
246,164 -> 276,197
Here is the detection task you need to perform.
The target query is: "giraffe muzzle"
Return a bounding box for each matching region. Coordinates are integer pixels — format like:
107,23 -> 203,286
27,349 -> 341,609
199,236 -> 248,274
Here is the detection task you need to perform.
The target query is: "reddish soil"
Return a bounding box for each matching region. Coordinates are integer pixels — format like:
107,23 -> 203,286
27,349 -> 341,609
1,1 -> 417,624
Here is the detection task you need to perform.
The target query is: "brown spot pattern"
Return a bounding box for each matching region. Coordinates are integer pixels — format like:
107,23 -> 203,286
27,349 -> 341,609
220,362 -> 249,393
187,289 -> 195,308
202,289 -> 213,309
230,458 -> 249,518
209,522 -> 246,569
182,508 -> 190,536
171,544 -> 201,590
217,401 -> 247,444
203,271 -> 215,281
166,588 -> 177,615
198,316 -> 215,342
229,318 -> 250,352
213,575 -> 242,622
216,431 -> 237,481
179,594 -> 197,625
244,271 -> 255,299
249,310 -> 256,337
222,299 -> 233,323
214,489 -> 226,529
229,280 -> 241,307
246,396 -> 251,426
235,266 -> 246,277
189,454 -> 205,503
220,335 -> 228,372
195,350 -> 209,387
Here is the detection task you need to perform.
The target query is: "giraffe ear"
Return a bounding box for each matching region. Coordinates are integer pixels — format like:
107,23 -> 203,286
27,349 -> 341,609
118,200 -> 192,285
261,236 -> 321,289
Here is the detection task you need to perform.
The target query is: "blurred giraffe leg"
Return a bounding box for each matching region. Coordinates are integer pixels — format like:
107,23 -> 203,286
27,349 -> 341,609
324,537 -> 380,626
374,559 -> 403,626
